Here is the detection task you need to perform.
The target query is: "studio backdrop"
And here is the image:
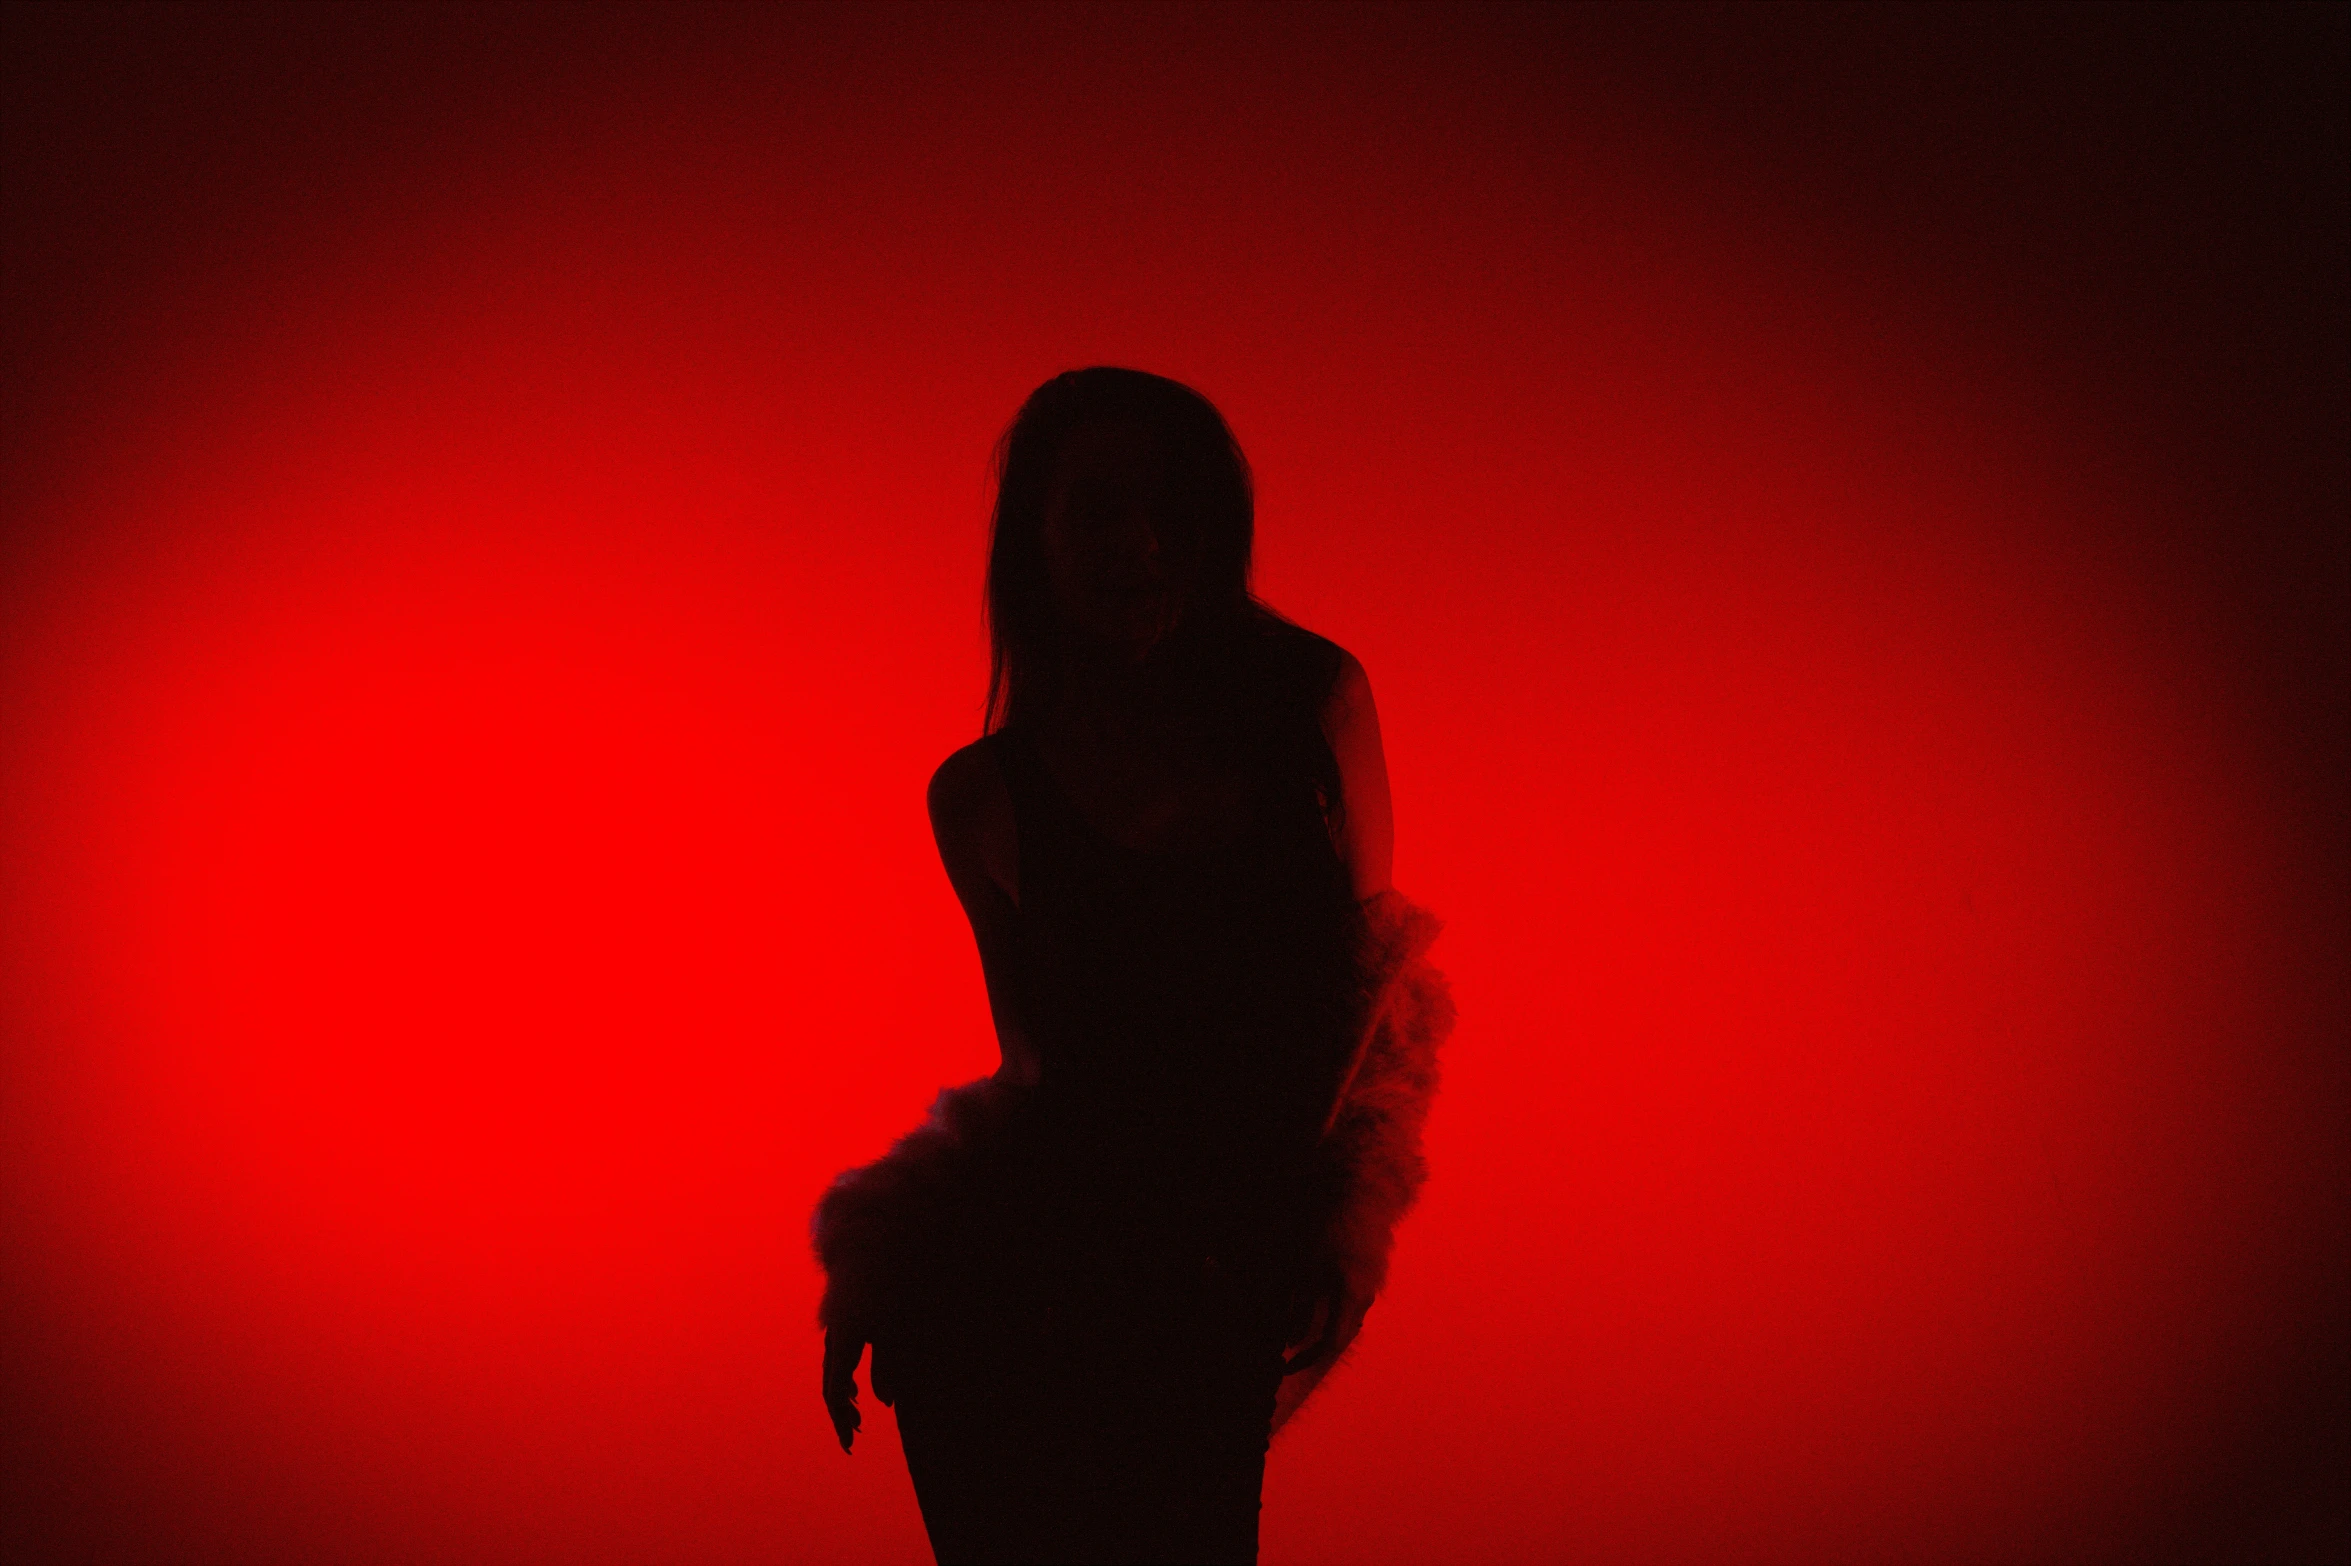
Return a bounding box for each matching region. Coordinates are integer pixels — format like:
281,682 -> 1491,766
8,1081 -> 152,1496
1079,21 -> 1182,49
4,5 -> 2343,1563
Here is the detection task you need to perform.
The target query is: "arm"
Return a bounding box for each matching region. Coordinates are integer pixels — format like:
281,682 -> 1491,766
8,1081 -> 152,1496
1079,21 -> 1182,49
1279,653 -> 1396,1392
823,742 -> 1035,1454
925,741 -> 1039,1086
1321,650 -> 1394,902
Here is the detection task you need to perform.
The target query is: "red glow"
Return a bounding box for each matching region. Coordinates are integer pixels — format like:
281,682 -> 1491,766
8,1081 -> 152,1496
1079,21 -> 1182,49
4,7 -> 2342,1563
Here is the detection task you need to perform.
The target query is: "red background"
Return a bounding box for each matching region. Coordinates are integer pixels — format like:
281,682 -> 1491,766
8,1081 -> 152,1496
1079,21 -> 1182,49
4,4 -> 2344,1562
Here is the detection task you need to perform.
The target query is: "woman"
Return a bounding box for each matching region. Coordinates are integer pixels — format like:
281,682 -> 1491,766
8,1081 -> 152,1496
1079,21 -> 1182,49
811,368 -> 1452,1564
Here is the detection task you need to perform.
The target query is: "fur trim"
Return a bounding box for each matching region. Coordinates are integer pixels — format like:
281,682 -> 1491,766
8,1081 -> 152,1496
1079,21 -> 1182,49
1273,890 -> 1454,1427
1315,889 -> 1453,1297
809,890 -> 1455,1424
809,1072 -> 1028,1335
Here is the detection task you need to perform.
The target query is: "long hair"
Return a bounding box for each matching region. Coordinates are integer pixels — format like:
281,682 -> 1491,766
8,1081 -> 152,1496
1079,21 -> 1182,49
981,367 -> 1345,829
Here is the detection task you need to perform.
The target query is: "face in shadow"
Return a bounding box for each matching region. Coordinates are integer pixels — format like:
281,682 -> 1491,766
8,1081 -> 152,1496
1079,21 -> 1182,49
1040,418 -> 1203,664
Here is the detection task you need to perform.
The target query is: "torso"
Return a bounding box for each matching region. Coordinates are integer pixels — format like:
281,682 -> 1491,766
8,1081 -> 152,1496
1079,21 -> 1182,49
1027,707 -> 1260,858
965,699 -> 1317,909
984,706 -> 1364,1197
932,623 -> 1372,1269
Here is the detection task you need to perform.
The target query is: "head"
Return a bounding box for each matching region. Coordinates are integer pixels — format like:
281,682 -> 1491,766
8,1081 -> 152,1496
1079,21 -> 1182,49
984,368 -> 1255,729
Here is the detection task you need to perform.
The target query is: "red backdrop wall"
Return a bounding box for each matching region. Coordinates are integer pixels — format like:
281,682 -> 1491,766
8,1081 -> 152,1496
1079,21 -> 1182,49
5,5 -> 2344,1562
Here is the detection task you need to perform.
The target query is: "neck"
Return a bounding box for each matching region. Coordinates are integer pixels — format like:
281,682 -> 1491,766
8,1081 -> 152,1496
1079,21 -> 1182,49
1047,658 -> 1151,744
1025,606 -> 1243,743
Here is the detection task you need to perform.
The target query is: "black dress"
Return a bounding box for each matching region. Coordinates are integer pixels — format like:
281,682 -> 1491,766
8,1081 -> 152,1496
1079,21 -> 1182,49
879,661 -> 1368,1564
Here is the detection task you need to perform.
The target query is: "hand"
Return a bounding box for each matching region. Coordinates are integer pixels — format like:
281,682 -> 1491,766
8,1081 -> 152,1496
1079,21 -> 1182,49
822,1326 -> 866,1453
1282,1266 -> 1372,1377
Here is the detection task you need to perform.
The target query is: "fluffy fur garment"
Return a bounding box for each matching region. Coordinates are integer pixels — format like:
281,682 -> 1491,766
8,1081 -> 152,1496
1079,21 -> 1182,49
809,889 -> 1455,1423
1271,889 -> 1453,1427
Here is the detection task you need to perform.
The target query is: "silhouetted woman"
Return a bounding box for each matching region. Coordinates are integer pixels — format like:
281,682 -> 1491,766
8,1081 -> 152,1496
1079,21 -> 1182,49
812,368 -> 1453,1564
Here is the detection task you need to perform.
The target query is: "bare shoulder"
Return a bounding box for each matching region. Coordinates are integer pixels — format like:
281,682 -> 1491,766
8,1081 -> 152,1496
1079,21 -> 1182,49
927,737 -> 1018,907
927,737 -> 999,821
1313,643 -> 1393,899
1319,645 -> 1378,743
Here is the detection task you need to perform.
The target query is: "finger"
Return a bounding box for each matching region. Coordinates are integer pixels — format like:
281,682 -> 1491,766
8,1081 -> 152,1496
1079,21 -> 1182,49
1282,1290 -> 1330,1353
826,1381 -> 862,1451
1286,1285 -> 1376,1375
823,1327 -> 867,1453
1282,1287 -> 1321,1345
1288,1279 -> 1344,1363
1283,1311 -> 1340,1375
1283,1335 -> 1333,1375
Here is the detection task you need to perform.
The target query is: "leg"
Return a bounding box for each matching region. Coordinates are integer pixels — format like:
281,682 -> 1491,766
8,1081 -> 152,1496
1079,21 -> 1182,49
1052,1268 -> 1291,1565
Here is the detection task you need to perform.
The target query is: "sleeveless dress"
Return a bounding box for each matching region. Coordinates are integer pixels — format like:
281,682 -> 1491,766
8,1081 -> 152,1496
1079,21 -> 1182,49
812,626 -> 1455,1565
879,712 -> 1368,1565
